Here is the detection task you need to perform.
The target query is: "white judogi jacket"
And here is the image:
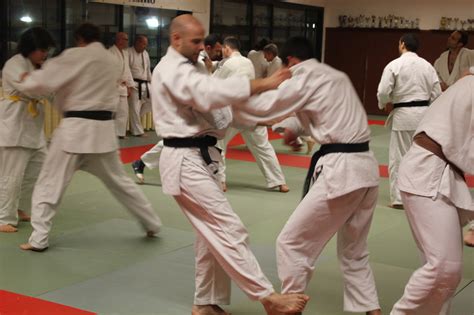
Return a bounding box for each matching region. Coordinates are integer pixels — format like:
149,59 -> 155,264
212,51 -> 253,130
247,50 -> 268,79
0,54 -> 46,149
398,75 -> 474,211
234,59 -> 379,199
377,52 -> 441,131
127,47 -> 152,82
434,47 -> 474,87
267,56 -> 282,76
109,45 -> 134,97
213,51 -> 255,80
151,46 -> 251,195
19,42 -> 121,154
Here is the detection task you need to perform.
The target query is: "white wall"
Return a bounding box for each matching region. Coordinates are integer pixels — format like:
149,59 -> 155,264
323,0 -> 474,30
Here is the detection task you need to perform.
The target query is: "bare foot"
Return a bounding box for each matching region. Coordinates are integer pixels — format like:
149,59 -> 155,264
261,293 -> 309,314
18,209 -> 31,222
192,305 -> 231,315
367,309 -> 382,315
305,139 -> 316,155
19,243 -> 48,252
279,184 -> 290,193
464,229 -> 474,247
0,224 -> 18,233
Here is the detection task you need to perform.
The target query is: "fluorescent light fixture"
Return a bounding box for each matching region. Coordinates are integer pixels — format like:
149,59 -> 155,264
146,17 -> 159,28
20,15 -> 32,23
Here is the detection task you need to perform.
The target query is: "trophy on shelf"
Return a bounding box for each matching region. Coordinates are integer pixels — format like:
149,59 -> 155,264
446,17 -> 453,30
454,17 -> 459,30
440,17 -> 447,30
393,16 -> 399,28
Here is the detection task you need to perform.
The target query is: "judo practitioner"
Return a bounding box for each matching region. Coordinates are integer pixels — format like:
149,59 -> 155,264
127,35 -> 152,137
434,30 -> 474,91
0,27 -> 55,232
109,32 -> 134,138
377,33 -> 441,209
151,14 -> 309,315
391,68 -> 474,315
233,36 -> 382,315
131,34 -> 224,184
214,37 -> 289,193
18,23 -> 162,251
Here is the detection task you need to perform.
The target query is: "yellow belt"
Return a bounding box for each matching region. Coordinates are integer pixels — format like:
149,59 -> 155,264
7,95 -> 49,118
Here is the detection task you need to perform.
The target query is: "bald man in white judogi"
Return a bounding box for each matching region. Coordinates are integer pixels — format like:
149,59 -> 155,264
109,32 -> 134,138
151,14 -> 308,315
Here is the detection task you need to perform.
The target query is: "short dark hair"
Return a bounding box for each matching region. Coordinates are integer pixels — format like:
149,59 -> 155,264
457,30 -> 468,46
400,33 -> 419,52
74,23 -> 101,44
134,34 -> 148,44
17,27 -> 55,58
223,36 -> 240,51
263,43 -> 278,56
204,34 -> 222,48
280,37 -> 314,65
254,38 -> 270,51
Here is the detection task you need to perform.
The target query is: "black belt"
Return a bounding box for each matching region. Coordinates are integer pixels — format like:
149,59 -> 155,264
302,141 -> 370,198
393,100 -> 429,108
163,136 -> 219,173
134,78 -> 150,100
63,111 -> 114,121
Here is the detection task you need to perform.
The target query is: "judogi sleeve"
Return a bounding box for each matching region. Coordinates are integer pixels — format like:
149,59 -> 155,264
377,63 -> 395,109
231,67 -> 313,126
19,51 -> 79,97
160,63 -> 251,113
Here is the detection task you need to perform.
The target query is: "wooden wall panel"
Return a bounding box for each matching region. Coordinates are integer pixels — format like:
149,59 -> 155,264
325,28 -> 474,115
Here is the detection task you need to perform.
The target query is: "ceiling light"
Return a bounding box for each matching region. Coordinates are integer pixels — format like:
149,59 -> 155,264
146,17 -> 159,28
20,15 -> 32,23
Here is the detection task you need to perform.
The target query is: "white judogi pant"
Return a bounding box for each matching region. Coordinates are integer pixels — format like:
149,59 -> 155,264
0,147 -> 45,225
128,84 -> 151,136
115,95 -> 129,137
172,150 -> 274,303
141,140 -> 163,170
389,130 -> 414,206
391,192 -> 474,315
217,126 -> 285,188
277,184 -> 380,313
27,140 -> 162,249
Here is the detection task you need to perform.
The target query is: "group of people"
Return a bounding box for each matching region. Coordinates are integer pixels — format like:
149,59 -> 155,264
0,14 -> 472,315
377,30 -> 474,249
108,31 -> 153,138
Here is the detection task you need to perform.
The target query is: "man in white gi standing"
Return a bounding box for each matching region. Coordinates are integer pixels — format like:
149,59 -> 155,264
233,36 -> 382,315
214,37 -> 289,193
131,34 -> 224,184
248,38 -> 270,79
18,23 -> 162,252
109,32 -> 134,138
127,35 -> 152,137
390,69 -> 474,315
151,14 -> 309,315
377,33 -> 441,209
434,30 -> 474,91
